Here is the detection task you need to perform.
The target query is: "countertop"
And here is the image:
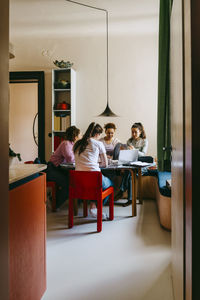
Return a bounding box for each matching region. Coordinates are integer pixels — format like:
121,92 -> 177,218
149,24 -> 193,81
9,164 -> 47,184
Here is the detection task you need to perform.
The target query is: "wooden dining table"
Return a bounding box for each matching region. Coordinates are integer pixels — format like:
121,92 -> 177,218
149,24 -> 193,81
60,163 -> 151,217
102,164 -> 144,216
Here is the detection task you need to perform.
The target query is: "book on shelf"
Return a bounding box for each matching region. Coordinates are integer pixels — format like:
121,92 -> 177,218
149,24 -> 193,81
54,116 -> 60,131
60,116 -> 70,131
61,117 -> 66,131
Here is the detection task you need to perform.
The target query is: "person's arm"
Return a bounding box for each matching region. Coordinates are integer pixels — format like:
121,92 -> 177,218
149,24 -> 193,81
98,141 -> 108,167
113,137 -> 121,148
127,145 -> 134,150
99,152 -> 108,167
138,139 -> 148,156
126,138 -> 134,150
61,141 -> 75,163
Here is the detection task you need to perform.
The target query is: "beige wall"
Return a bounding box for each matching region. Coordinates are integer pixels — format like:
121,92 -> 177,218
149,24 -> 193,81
9,0 -> 159,161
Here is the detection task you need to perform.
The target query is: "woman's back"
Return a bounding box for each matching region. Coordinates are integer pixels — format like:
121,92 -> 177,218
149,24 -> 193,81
75,138 -> 105,171
50,140 -> 74,166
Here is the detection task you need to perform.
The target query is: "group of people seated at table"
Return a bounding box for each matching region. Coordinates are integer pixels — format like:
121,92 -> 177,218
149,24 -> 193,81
46,121 -> 148,218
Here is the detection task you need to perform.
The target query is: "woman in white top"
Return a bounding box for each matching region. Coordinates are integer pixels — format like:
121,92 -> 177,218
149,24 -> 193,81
100,123 -> 121,159
73,122 -> 113,219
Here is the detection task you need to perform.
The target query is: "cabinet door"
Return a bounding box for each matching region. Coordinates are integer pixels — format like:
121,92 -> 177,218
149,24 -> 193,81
9,173 -> 46,300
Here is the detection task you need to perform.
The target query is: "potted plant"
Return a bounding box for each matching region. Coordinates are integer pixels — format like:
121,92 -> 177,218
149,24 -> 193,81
9,145 -> 22,165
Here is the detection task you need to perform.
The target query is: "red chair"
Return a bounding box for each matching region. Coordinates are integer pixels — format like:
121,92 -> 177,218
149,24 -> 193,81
24,161 -> 57,211
69,170 -> 114,232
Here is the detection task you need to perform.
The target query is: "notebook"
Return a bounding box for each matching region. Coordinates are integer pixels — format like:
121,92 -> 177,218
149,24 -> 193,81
118,149 -> 139,165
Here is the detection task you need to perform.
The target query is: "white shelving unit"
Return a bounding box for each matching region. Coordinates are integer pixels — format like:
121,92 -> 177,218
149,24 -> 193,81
51,68 -> 76,152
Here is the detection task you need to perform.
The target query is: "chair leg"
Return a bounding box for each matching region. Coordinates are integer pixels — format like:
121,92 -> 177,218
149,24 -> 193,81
109,192 -> 114,221
74,199 -> 78,216
68,198 -> 74,228
97,199 -> 102,232
83,201 -> 88,217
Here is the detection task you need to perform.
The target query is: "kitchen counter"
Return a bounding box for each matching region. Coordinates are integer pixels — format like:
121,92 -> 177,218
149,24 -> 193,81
9,163 -> 47,184
9,165 -> 47,299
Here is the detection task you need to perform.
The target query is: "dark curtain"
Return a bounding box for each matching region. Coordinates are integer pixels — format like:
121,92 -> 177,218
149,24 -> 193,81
157,0 -> 173,172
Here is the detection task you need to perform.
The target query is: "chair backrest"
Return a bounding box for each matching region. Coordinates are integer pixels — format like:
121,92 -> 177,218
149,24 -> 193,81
69,170 -> 102,200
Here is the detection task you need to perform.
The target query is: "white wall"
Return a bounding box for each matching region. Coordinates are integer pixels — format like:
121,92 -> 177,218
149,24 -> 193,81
9,0 -> 159,161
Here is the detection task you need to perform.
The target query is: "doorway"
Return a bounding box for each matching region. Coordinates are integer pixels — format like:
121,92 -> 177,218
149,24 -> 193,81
9,71 -> 45,162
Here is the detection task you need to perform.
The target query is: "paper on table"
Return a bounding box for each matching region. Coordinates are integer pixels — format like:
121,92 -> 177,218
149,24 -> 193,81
108,159 -> 118,165
128,161 -> 152,167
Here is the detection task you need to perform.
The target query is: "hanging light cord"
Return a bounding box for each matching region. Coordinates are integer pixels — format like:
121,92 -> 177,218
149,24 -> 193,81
66,0 -> 109,106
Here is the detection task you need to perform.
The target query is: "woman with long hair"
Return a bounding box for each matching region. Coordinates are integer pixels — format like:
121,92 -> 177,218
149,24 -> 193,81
115,122 -> 148,206
47,125 -> 81,209
99,122 -> 121,159
74,122 -> 113,219
127,122 -> 148,156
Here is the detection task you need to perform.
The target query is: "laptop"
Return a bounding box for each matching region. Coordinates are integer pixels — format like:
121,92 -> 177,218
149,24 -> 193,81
118,149 -> 139,165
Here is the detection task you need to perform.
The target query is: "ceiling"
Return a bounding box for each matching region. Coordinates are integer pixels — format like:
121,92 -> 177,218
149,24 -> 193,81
9,0 -> 159,70
10,0 -> 159,38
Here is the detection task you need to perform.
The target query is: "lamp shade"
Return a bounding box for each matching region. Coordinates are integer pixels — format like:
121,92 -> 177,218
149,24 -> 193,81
98,103 -> 118,117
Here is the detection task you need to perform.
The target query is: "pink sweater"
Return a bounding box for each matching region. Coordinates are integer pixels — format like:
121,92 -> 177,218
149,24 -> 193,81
50,140 -> 75,167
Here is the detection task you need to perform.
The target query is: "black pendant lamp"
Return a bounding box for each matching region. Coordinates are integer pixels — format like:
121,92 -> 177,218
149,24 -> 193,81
66,0 -> 118,117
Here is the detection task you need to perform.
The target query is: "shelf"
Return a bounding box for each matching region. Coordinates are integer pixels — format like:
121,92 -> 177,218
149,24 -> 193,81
52,68 -> 76,152
53,110 -> 71,112
54,68 -> 71,72
54,89 -> 70,91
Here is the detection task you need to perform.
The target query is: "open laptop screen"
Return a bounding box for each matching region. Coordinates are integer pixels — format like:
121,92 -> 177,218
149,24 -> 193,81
118,149 -> 139,163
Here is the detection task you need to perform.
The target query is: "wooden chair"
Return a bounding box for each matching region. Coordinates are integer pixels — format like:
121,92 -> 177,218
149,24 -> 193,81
68,170 -> 114,232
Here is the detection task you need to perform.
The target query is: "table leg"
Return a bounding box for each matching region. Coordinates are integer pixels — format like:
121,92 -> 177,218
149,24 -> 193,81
137,168 -> 143,204
130,169 -> 137,217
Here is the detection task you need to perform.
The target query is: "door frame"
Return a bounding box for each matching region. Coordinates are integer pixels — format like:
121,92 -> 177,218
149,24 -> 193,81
184,1 -> 200,299
9,71 -> 45,162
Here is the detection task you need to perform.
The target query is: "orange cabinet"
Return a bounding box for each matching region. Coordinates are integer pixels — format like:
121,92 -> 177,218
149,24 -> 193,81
9,173 -> 46,300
